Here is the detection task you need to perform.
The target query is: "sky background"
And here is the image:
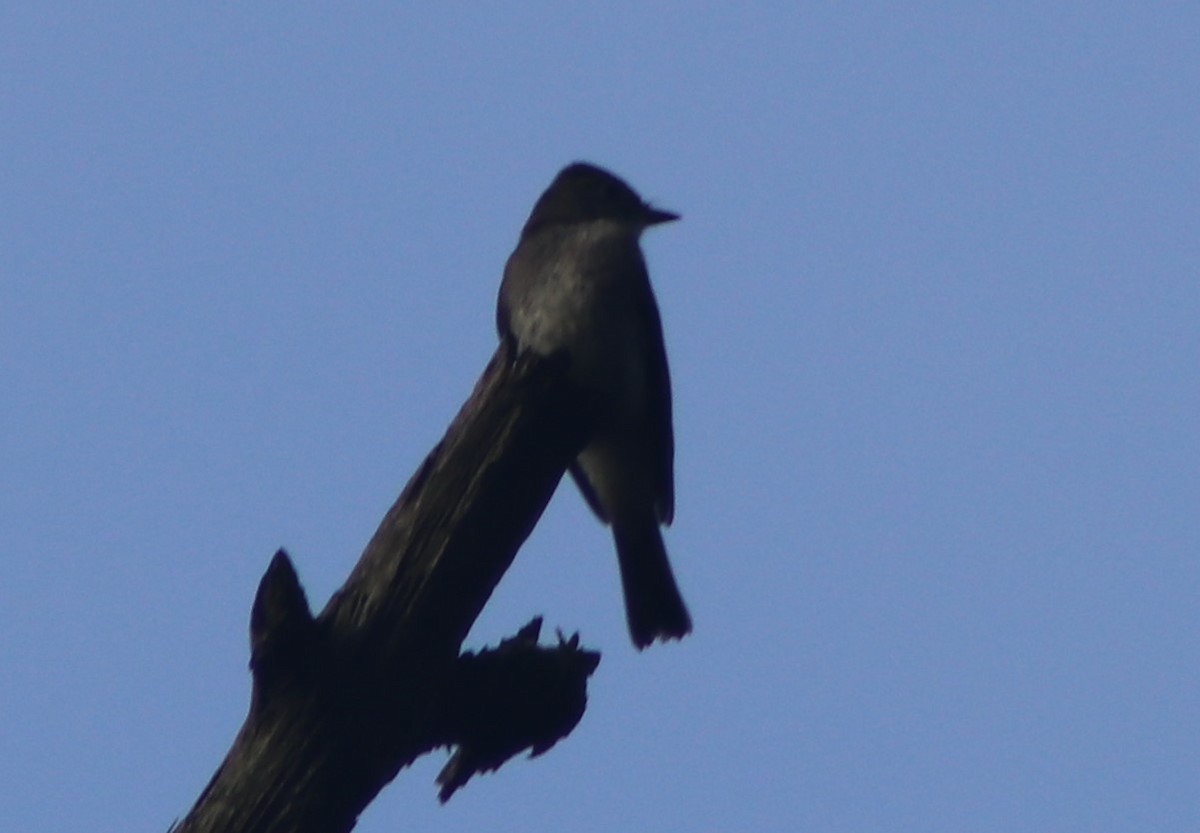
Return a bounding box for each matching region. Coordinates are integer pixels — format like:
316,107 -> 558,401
2,5 -> 1197,832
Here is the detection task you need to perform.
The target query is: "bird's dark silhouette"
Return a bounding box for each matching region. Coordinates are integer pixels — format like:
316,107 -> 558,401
498,162 -> 692,648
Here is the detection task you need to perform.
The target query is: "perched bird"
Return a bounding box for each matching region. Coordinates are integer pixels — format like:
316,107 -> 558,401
497,162 -> 692,648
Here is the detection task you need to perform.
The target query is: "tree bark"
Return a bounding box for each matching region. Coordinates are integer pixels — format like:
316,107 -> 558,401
173,346 -> 601,833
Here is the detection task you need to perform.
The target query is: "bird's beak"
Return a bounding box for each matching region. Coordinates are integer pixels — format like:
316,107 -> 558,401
643,205 -> 681,226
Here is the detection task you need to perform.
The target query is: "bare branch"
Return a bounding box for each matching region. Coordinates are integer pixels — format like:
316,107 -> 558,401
175,346 -> 601,833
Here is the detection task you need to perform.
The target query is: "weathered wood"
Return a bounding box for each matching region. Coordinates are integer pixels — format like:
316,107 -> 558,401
173,346 -> 601,833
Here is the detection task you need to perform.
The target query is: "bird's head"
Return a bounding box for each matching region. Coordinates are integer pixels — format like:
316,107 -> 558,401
521,162 -> 678,238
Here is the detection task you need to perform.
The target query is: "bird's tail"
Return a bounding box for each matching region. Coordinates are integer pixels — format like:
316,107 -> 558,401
612,518 -> 692,649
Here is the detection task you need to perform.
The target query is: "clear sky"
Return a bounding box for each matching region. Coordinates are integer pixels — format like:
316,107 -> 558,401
2,5 -> 1196,832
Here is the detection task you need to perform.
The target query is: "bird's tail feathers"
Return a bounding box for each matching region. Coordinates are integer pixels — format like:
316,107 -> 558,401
612,519 -> 692,649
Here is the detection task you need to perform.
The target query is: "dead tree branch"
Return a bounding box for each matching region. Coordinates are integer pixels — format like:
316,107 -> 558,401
173,346 -> 601,833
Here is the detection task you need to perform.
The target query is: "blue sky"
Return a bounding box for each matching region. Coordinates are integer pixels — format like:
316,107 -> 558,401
2,5 -> 1196,831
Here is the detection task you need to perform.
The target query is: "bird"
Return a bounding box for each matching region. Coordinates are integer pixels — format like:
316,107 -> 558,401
497,162 -> 692,649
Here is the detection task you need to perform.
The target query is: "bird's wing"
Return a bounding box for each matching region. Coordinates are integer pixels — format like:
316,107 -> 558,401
629,258 -> 675,525
644,293 -> 675,525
